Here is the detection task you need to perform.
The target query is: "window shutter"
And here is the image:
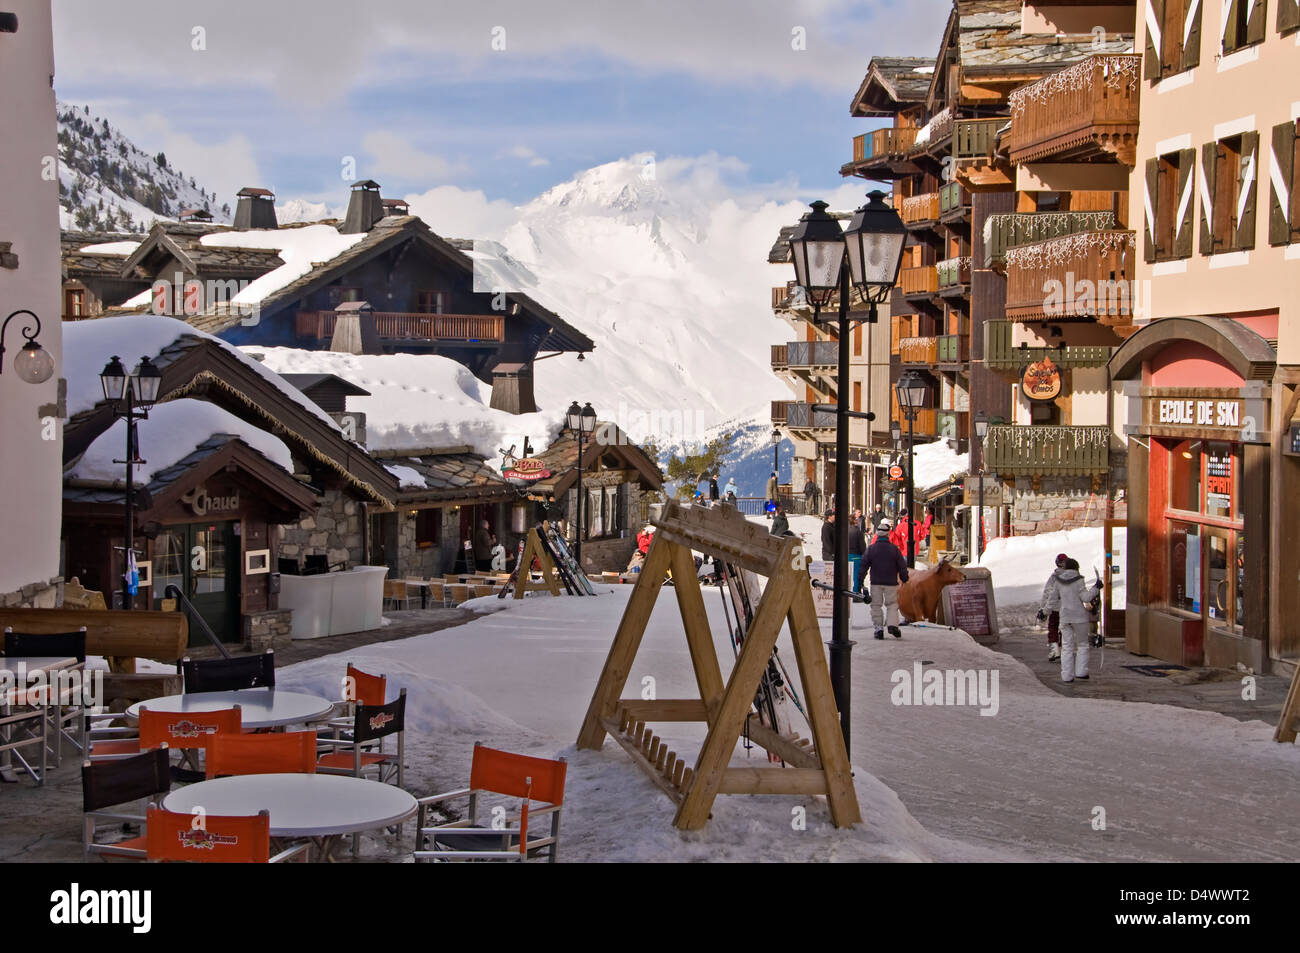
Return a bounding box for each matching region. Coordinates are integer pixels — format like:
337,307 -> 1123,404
1199,142 -> 1217,254
1270,122 -> 1297,245
1182,0 -> 1202,68
1280,0 -> 1300,33
1175,150 -> 1196,258
1144,157 -> 1160,262
1235,131 -> 1258,250
1223,0 -> 1242,51
1245,0 -> 1268,43
1145,0 -> 1166,78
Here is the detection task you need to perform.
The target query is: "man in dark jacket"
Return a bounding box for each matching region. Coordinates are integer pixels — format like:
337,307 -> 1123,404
820,510 -> 835,561
473,519 -> 493,570
770,502 -> 790,537
709,474 -> 720,501
869,503 -> 886,530
859,519 -> 908,639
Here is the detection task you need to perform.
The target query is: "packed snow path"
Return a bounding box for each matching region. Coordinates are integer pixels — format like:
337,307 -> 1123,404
278,587 -> 1300,862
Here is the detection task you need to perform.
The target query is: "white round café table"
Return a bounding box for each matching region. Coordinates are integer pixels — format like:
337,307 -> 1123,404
125,688 -> 335,730
162,773 -> 417,858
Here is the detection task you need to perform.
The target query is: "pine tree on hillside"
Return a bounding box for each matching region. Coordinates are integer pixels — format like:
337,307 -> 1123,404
663,433 -> 734,500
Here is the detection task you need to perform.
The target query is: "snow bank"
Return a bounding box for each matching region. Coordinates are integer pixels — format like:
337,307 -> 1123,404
246,346 -> 564,456
67,398 -> 293,482
61,315 -> 342,435
971,525 -> 1106,607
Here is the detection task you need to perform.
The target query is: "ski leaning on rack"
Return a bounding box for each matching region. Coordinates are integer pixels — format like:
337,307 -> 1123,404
497,539 -> 529,599
542,521 -> 596,596
533,524 -> 579,595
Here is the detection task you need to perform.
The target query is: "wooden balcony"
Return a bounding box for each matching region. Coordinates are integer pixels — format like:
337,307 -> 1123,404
898,336 -> 938,365
1004,230 -> 1136,325
845,127 -> 921,179
953,118 -> 1013,191
899,265 -> 939,297
901,192 -> 940,227
983,211 -> 1117,269
771,344 -> 788,370
295,310 -> 505,343
936,409 -> 969,442
1005,55 -> 1141,166
785,402 -> 836,432
937,333 -> 968,365
938,182 -> 970,220
936,257 -> 971,290
786,340 -> 839,369
983,321 -> 1112,372
771,400 -> 789,426
953,119 -> 1004,160
984,424 -> 1110,477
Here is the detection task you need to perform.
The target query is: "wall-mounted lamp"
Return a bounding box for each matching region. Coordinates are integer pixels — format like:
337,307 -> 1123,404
1,309 -> 55,383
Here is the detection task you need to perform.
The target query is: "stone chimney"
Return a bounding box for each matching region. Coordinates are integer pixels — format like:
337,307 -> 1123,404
341,180 -> 384,234
233,187 -> 277,229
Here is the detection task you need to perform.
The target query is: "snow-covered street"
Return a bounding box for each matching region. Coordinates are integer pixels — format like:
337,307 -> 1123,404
275,586 -> 1300,862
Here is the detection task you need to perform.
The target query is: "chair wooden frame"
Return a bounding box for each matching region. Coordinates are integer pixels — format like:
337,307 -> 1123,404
576,500 -> 861,831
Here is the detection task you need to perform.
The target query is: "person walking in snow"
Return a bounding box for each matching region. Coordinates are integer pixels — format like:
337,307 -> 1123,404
709,473 -> 720,502
1056,557 -> 1101,683
770,501 -> 790,537
1037,552 -> 1070,661
860,518 -> 909,639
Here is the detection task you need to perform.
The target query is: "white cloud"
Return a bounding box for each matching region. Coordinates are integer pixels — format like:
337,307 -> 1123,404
402,185 -> 520,241
361,131 -> 461,184
500,145 -> 550,167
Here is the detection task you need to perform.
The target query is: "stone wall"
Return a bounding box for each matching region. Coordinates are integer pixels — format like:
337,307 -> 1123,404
244,608 -> 293,653
557,472 -> 648,574
0,575 -> 62,609
280,489 -> 366,570
1007,450 -> 1128,534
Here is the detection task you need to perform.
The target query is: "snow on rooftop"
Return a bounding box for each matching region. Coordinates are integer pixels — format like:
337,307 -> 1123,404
912,66 -> 935,73
384,463 -> 428,489
246,347 -> 563,458
910,439 -> 969,491
198,224 -> 365,307
61,314 -> 343,435
77,240 -> 141,256
67,398 -> 293,483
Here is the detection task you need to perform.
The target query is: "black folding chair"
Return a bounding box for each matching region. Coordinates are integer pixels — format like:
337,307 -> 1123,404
3,627 -> 88,767
317,689 -> 406,856
181,651 -> 275,693
82,748 -> 171,860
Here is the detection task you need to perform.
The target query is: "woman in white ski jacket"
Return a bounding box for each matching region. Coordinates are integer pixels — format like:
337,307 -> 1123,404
1055,558 -> 1100,683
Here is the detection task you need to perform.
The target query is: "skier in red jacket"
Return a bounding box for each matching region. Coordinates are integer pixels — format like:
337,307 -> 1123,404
889,510 -> 935,551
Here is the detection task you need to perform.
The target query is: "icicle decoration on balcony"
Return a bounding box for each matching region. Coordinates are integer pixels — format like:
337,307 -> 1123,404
983,211 -> 1119,253
1008,54 -> 1141,118
913,106 -> 952,148
1004,229 -> 1134,269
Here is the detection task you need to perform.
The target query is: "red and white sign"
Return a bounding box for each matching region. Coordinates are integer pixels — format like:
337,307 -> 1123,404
504,458 -> 551,481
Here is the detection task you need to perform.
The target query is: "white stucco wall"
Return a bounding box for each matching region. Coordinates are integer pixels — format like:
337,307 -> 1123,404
0,1 -> 63,596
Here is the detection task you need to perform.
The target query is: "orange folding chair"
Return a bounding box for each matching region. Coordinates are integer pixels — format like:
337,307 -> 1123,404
88,706 -> 242,780
145,807 -> 309,863
205,730 -> 317,779
414,743 -> 566,862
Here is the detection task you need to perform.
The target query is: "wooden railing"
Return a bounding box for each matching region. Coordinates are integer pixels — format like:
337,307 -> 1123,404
953,118 -> 1005,159
786,340 -> 839,367
785,402 -> 836,431
771,401 -> 789,425
1005,55 -> 1141,165
937,333 -> 968,364
1004,230 -> 1135,324
898,336 -> 938,364
771,286 -> 788,309
295,310 -> 505,342
936,257 -> 971,289
899,265 -> 938,296
984,424 -> 1110,476
983,320 -> 1112,371
901,192 -> 941,225
771,344 -> 788,368
852,127 -> 920,163
939,182 -> 969,216
983,211 -> 1117,268
894,408 -> 937,438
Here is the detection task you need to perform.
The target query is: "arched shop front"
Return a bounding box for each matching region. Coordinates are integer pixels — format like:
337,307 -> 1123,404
1110,315 -> 1294,673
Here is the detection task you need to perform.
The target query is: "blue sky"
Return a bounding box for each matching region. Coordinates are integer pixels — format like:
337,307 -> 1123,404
51,0 -> 949,210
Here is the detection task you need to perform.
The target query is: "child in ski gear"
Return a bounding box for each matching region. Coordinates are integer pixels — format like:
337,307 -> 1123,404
1037,553 -> 1069,660
860,519 -> 909,638
1056,557 -> 1101,683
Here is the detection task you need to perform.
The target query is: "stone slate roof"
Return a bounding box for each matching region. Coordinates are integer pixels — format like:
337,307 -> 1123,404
849,56 -> 936,116
116,221 -> 286,280
61,229 -> 145,277
385,452 -> 515,504
956,0 -> 1133,75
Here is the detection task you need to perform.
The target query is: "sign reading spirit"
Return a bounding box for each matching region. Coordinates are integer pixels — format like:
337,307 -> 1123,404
181,486 -> 239,517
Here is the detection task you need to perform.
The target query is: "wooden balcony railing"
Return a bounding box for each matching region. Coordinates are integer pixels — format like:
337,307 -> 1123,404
983,320 -> 1112,371
1006,55 -> 1141,165
938,182 -> 970,217
936,257 -> 971,289
983,211 -> 1117,268
953,118 -> 1005,160
936,409 -> 970,441
295,310 -> 505,342
901,192 -> 941,225
771,400 -> 789,425
852,127 -> 920,164
1005,230 -> 1135,325
786,340 -> 839,367
900,265 -> 939,296
785,402 -> 836,431
984,424 -> 1110,476
771,344 -> 788,369
937,333 -> 968,364
898,336 -> 938,364
772,286 -> 789,309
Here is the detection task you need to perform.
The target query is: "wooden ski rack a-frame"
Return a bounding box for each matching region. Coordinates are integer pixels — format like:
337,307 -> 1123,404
1275,663 -> 1300,743
513,526 -> 562,598
577,500 -> 861,830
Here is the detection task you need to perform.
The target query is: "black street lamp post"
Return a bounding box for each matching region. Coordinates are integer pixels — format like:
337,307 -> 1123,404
974,410 -> 989,559
894,371 -> 928,569
788,191 -> 906,752
566,401 -> 597,565
771,427 -> 781,488
99,355 -> 162,610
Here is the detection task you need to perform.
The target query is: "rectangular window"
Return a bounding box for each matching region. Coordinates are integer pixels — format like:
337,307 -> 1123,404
415,508 -> 441,546
587,487 -> 604,538
1168,519 -> 1202,613
415,290 -> 446,314
1168,439 -> 1203,512
1145,149 -> 1195,261
853,323 -> 862,357
1280,0 -> 1300,35
1145,0 -> 1203,80
1268,120 -> 1300,245
1222,0 -> 1267,54
853,381 -> 862,413
64,288 -> 85,318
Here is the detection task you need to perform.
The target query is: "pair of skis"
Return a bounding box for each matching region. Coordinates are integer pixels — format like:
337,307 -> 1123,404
496,538 -> 529,599
536,522 -> 596,596
545,523 -> 597,596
